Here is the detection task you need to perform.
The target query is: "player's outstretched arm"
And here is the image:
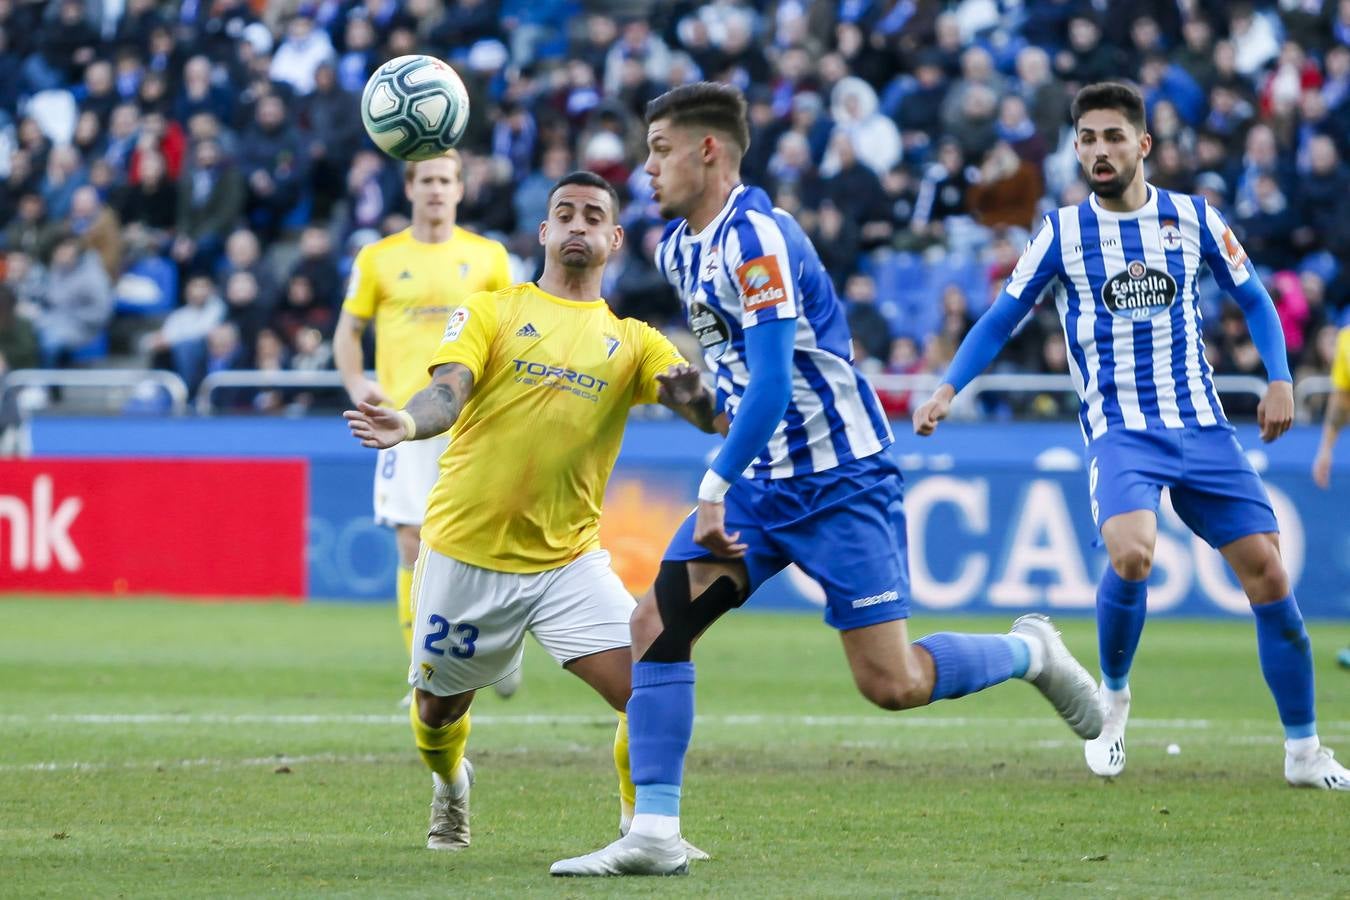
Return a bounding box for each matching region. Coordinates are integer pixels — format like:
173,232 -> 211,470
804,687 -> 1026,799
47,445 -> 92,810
913,289 -> 1034,436
334,310 -> 390,407
344,362 -> 474,449
655,362 -> 719,433
1227,278 -> 1294,442
1313,389 -> 1350,488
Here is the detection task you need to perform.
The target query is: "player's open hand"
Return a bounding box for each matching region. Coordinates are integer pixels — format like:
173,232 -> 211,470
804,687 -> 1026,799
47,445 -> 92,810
344,401 -> 410,449
1313,447 -> 1333,489
913,386 -> 955,436
693,499 -> 747,559
655,363 -> 705,407
1257,381 -> 1294,443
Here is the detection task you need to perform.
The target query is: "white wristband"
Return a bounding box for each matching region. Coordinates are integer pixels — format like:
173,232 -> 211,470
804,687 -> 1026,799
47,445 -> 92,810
697,470 -> 731,503
396,409 -> 417,441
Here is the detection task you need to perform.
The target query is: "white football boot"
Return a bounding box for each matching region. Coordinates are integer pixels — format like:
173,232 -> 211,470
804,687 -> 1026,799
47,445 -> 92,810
550,830 -> 689,877
1285,746 -> 1350,790
1084,684 -> 1130,777
426,759 -> 474,850
1011,614 -> 1104,740
619,819 -> 709,861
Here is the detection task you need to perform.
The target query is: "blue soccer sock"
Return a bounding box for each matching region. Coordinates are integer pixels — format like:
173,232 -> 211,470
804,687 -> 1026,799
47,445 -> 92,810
1097,566 -> 1148,691
1252,595 -> 1317,741
915,633 -> 1025,701
628,661 -> 695,826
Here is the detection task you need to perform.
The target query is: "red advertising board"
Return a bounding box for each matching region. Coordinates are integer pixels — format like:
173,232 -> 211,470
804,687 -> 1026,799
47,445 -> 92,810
0,459 -> 307,599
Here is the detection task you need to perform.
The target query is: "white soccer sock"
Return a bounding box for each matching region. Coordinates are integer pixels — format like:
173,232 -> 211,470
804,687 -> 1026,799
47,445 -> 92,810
630,813 -> 680,841
433,764 -> 470,798
1101,684 -> 1130,705
1286,735 -> 1320,758
1011,632 -> 1044,680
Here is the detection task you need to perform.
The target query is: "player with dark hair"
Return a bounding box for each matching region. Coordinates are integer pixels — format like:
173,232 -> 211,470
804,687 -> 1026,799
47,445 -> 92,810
345,171 -> 721,851
914,82 -> 1349,790
551,82 -> 1104,878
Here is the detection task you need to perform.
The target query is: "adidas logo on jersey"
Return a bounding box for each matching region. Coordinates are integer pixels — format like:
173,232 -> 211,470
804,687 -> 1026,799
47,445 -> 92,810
516,323 -> 540,338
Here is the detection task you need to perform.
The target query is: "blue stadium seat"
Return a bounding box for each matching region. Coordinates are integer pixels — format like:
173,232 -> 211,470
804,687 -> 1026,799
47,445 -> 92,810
115,255 -> 178,317
68,331 -> 109,364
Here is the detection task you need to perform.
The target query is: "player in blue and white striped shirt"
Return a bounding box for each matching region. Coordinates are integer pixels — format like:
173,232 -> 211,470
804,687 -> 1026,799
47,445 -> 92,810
915,82 -> 1348,792
553,82 -> 1105,879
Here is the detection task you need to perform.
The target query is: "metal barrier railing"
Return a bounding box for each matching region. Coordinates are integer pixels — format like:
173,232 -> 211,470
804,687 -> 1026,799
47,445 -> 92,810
2,368 -> 1336,420
1,369 -> 190,414
195,370 -> 367,415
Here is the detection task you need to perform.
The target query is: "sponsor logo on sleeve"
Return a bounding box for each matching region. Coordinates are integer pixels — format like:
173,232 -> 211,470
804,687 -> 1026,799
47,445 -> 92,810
442,307 -> 469,341
1221,227 -> 1248,269
735,255 -> 789,312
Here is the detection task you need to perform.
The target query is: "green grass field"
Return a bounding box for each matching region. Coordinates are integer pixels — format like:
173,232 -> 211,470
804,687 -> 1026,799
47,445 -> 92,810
1,599 -> 1346,898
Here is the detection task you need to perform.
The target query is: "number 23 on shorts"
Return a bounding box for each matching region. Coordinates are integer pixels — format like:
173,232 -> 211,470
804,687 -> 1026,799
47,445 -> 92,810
423,613 -> 478,659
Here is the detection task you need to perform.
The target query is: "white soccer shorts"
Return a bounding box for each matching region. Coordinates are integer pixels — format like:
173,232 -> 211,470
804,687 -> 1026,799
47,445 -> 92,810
372,432 -> 450,527
408,547 -> 635,696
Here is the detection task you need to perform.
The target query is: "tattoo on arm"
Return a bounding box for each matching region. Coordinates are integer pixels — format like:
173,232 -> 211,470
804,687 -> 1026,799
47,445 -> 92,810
666,386 -> 719,434
403,363 -> 475,438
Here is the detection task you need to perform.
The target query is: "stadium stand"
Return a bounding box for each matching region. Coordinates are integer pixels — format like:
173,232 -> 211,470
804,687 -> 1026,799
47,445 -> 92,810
0,0 -> 1346,421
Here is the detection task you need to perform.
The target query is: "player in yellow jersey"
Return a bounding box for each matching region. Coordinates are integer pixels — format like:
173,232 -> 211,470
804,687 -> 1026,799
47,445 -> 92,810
333,149 -> 513,699
344,171 -> 719,854
1312,324 -> 1350,670
1312,324 -> 1350,490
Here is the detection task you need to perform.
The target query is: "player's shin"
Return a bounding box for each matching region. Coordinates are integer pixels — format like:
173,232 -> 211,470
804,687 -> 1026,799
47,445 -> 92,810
627,662 -> 694,839
410,702 -> 471,790
1252,595 -> 1318,748
913,633 -> 1029,700
615,710 -> 635,830
1096,567 -> 1147,692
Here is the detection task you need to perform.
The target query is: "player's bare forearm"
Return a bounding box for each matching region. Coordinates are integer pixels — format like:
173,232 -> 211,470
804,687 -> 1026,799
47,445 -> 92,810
1323,391 -> 1350,450
665,388 -> 719,433
403,362 -> 474,439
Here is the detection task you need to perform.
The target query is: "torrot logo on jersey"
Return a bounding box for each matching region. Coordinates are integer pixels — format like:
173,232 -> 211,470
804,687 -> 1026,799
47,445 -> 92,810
1103,260 -> 1178,320
511,358 -> 610,401
736,255 -> 788,312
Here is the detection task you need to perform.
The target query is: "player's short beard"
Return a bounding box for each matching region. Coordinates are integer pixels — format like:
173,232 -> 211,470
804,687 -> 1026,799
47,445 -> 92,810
1088,159 -> 1138,199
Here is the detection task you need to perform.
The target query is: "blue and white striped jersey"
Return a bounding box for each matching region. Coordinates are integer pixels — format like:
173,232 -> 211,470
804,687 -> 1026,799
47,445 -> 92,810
1006,184 -> 1254,440
657,184 -> 893,479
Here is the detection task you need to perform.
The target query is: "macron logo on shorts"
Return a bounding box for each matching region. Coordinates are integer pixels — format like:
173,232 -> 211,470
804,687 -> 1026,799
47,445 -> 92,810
851,590 -> 899,610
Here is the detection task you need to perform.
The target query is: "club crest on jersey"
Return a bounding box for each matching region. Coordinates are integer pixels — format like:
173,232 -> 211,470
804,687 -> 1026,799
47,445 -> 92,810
603,333 -> 620,358
1159,220 -> 1183,251
1103,260 -> 1178,320
736,255 -> 787,312
421,662 -> 436,681
688,301 -> 731,360
442,306 -> 469,341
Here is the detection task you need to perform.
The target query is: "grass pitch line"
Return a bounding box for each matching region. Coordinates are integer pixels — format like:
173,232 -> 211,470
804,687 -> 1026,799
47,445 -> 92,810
0,712 -> 1320,730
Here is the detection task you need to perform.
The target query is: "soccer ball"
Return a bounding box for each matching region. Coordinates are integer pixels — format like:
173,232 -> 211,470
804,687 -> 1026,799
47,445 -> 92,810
360,54 -> 471,161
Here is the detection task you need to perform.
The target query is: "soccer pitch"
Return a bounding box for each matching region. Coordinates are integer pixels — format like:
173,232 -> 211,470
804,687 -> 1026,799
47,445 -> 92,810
1,600 -> 1345,898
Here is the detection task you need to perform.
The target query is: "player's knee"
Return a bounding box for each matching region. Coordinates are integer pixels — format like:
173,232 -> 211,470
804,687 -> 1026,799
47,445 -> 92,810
630,596 -> 664,650
1243,545 -> 1289,603
1109,544 -> 1153,581
415,689 -> 469,727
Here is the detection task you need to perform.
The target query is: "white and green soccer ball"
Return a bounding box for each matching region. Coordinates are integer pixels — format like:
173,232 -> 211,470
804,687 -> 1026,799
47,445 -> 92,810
360,54 -> 471,161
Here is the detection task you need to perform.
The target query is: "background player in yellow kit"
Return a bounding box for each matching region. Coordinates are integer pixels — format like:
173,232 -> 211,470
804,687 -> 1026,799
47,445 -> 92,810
344,171 -> 719,852
333,149 -> 512,695
1312,323 -> 1350,490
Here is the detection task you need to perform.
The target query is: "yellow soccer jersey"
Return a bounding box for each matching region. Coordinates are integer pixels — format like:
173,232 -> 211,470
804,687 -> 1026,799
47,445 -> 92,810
420,282 -> 687,573
1333,326 -> 1350,392
342,227 -> 511,407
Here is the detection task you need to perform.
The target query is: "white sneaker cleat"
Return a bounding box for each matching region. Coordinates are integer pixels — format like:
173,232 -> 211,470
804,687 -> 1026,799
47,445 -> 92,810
550,830 -> 689,876
619,821 -> 709,861
1084,684 -> 1130,777
1285,747 -> 1350,790
1011,614 -> 1104,740
426,759 -> 474,850
492,665 -> 522,699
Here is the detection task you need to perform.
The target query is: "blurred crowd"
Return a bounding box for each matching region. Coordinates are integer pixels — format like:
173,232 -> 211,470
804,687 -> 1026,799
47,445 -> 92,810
0,0 -> 1347,419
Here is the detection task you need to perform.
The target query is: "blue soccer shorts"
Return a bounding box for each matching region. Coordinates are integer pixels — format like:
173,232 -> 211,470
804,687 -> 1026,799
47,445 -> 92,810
664,453 -> 911,630
1086,425 -> 1278,549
